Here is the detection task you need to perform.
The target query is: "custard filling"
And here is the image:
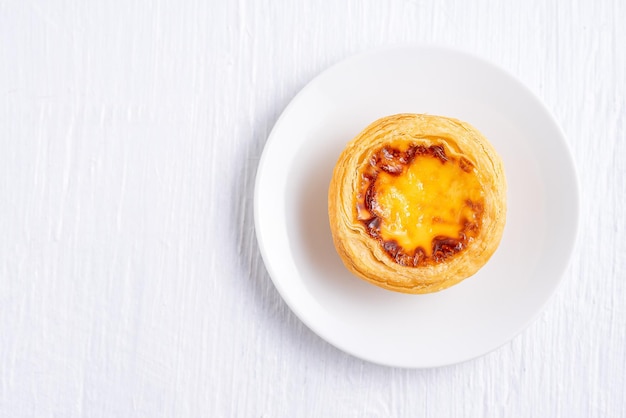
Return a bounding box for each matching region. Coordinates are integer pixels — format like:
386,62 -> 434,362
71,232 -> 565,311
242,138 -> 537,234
356,141 -> 485,266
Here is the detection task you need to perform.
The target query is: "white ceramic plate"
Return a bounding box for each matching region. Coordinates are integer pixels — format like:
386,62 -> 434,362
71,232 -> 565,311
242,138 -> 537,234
254,45 -> 579,368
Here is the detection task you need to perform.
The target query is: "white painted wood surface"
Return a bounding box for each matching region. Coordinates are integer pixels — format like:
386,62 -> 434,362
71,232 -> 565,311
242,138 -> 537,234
1,0 -> 624,416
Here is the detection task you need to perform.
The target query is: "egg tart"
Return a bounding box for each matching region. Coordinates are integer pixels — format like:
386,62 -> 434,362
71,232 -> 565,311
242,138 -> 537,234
328,114 -> 506,294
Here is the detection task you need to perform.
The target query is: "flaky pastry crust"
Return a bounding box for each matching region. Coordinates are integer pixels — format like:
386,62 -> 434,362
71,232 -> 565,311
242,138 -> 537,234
328,114 -> 506,294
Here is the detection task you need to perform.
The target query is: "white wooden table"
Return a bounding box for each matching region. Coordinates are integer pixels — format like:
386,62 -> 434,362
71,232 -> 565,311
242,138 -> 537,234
1,0 -> 624,416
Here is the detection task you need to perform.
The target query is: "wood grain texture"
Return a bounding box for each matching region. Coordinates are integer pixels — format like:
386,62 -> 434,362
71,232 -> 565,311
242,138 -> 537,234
0,0 -> 624,416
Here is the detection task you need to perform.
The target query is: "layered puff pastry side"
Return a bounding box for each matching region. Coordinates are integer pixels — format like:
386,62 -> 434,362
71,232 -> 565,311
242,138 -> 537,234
328,114 -> 507,294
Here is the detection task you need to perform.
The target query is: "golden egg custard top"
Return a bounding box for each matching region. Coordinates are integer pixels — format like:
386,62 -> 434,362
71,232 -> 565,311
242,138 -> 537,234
356,140 -> 485,267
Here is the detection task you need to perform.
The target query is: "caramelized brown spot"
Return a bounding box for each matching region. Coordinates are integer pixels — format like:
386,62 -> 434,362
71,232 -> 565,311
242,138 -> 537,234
383,240 -> 401,256
459,157 -> 474,173
365,217 -> 381,238
380,162 -> 404,175
432,237 -> 464,262
465,199 -> 484,214
430,145 -> 448,163
464,220 -> 479,233
364,182 -> 376,212
380,240 -> 431,268
404,145 -> 418,163
413,248 -> 426,267
381,240 -> 414,267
